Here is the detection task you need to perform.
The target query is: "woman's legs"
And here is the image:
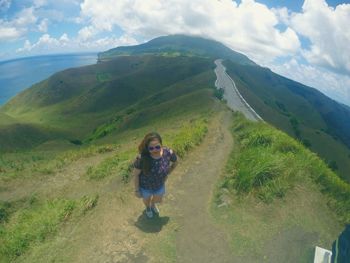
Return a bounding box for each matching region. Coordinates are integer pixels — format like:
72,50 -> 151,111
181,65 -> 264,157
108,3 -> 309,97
143,196 -> 154,218
151,195 -> 162,215
140,185 -> 165,214
142,196 -> 152,208
151,195 -> 163,206
142,195 -> 162,207
151,184 -> 165,206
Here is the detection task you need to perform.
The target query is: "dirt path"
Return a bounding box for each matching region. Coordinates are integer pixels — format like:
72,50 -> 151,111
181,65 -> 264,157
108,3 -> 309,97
166,107 -> 235,262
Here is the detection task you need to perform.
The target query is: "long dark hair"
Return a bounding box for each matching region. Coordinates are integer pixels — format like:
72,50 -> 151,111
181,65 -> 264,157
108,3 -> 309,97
138,132 -> 163,175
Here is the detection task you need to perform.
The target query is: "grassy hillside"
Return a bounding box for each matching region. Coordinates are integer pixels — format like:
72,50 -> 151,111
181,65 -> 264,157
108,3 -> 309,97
211,111 -> 347,261
0,98 -> 214,262
0,55 -> 215,151
219,112 -> 350,222
0,112 -> 16,126
3,55 -> 212,115
0,123 -> 68,152
85,71 -> 215,142
223,60 -> 350,182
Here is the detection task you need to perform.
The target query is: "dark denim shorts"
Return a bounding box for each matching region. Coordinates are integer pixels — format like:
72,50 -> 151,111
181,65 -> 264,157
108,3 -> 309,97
139,184 -> 165,199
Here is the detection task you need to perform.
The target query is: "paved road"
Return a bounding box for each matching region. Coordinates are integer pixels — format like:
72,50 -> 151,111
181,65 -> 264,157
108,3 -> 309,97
214,59 -> 263,122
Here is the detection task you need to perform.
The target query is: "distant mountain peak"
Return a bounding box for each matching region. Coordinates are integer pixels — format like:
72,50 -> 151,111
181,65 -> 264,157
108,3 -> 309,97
98,34 -> 256,66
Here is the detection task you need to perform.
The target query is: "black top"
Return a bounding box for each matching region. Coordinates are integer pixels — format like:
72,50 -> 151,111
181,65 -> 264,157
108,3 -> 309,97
133,146 -> 177,190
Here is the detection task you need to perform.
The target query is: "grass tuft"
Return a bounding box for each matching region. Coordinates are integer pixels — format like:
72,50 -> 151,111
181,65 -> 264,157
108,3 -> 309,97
0,194 -> 98,262
220,112 -> 350,223
170,118 -> 208,158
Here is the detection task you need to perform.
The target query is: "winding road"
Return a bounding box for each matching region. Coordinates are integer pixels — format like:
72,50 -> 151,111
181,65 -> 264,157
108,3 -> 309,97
214,59 -> 263,122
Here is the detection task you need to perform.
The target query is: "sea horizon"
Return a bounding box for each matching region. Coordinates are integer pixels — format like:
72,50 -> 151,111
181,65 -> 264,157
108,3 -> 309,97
0,52 -> 98,105
0,52 -> 98,64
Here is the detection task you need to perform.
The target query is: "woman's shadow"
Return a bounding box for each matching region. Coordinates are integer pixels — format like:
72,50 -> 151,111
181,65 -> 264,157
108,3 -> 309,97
134,210 -> 169,233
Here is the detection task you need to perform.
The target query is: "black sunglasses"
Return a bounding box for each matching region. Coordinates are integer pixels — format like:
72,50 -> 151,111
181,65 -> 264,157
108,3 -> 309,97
148,145 -> 161,151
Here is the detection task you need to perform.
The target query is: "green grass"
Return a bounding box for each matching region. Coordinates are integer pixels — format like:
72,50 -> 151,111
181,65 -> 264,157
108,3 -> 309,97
0,144 -> 118,180
31,144 -> 118,175
210,111 -> 345,261
169,118 -> 208,158
86,149 -> 134,181
86,115 -> 210,181
84,68 -> 216,143
0,151 -> 58,179
0,112 -> 16,126
3,56 -> 212,120
0,194 -> 98,262
224,60 -> 350,182
96,72 -> 111,82
0,123 -> 66,152
220,112 -> 350,223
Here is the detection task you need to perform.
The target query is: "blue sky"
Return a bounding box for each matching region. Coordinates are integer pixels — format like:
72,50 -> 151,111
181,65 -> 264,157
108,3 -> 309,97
0,0 -> 350,105
255,0 -> 347,11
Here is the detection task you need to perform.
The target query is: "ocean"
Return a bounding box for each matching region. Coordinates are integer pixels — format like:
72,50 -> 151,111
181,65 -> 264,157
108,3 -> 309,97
0,53 -> 97,105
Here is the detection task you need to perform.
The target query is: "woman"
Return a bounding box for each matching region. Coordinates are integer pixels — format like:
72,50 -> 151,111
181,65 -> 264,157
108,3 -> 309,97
133,132 -> 178,218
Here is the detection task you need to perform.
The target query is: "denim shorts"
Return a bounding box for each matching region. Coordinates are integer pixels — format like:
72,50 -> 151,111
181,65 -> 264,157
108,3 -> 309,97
139,184 -> 165,199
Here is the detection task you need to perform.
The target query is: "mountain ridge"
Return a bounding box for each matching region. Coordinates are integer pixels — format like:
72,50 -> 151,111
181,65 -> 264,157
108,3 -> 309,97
1,34 -> 349,180
98,34 -> 256,66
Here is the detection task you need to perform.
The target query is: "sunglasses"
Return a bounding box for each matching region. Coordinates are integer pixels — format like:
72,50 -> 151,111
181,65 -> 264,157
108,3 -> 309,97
148,145 -> 161,151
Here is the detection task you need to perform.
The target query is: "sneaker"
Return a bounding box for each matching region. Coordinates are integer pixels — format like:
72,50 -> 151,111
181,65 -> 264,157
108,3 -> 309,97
151,204 -> 160,215
145,207 -> 153,218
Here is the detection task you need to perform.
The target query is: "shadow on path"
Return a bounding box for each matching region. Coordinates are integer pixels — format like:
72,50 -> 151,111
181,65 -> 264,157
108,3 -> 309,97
134,211 -> 170,233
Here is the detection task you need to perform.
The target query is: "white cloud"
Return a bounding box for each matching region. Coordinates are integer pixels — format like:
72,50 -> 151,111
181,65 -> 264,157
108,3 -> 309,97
78,34 -> 138,49
59,33 -> 69,42
38,18 -> 49,32
79,0 -> 301,63
25,34 -> 60,51
35,9 -> 65,23
23,39 -> 32,50
0,7 -> 37,41
0,26 -> 21,40
16,33 -> 138,54
290,0 -> 350,75
33,0 -> 47,8
272,7 -> 290,25
77,25 -> 96,40
13,7 -> 37,27
268,58 -> 350,106
17,34 -> 65,53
